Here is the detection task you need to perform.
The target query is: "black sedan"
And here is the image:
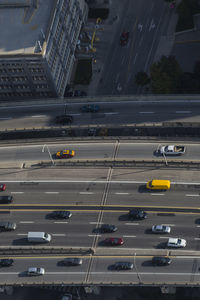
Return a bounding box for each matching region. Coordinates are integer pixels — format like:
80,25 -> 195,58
128,209 -> 147,220
0,259 -> 14,267
113,262 -> 133,270
47,211 -> 72,219
55,115 -> 73,125
152,257 -> 171,266
100,224 -> 117,233
63,258 -> 82,266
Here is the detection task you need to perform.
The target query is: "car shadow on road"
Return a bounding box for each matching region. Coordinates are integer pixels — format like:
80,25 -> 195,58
118,214 -> 129,221
138,185 -> 148,193
144,229 -> 153,234
156,241 -> 167,249
18,271 -> 28,277
142,260 -> 153,267
12,238 -> 29,245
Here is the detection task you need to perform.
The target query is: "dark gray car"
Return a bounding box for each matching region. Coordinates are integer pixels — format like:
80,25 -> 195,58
63,258 -> 82,266
0,221 -> 16,231
113,262 -> 133,270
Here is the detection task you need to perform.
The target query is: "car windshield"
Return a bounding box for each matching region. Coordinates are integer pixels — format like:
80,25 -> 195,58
177,239 -> 182,244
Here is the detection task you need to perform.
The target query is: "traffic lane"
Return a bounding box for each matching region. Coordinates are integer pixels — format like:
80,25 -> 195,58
6,211 -> 99,225
0,143 -> 116,162
118,142 -> 200,161
7,187 -> 104,206
3,231 -> 95,247
90,256 -> 200,284
96,233 -> 200,250
0,257 -> 89,284
106,184 -> 200,208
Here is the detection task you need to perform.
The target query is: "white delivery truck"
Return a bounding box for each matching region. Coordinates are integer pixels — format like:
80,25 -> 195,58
27,232 -> 51,243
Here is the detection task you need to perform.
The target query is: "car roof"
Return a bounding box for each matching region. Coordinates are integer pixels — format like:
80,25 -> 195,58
168,238 -> 178,243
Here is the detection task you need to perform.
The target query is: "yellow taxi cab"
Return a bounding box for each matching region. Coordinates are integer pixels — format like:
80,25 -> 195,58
56,149 -> 75,159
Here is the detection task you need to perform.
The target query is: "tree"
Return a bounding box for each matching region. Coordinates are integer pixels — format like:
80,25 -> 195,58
135,72 -> 150,86
150,56 -> 182,94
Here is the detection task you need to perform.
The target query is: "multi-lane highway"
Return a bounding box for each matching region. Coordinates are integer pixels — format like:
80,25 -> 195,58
1,100 -> 200,130
0,255 -> 200,285
0,141 -> 199,284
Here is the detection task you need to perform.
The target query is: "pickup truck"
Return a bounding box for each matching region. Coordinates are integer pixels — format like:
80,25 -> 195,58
158,145 -> 185,156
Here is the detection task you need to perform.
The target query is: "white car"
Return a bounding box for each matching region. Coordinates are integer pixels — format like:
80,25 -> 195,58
152,225 -> 171,233
167,238 -> 186,248
27,267 -> 45,276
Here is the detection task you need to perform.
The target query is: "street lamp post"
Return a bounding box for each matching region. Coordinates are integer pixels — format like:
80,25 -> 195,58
42,144 -> 54,165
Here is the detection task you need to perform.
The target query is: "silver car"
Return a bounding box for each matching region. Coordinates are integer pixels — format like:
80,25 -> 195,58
152,225 -> 171,233
27,267 -> 45,276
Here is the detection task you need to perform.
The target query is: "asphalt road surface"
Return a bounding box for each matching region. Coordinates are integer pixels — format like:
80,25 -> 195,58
0,141 -> 199,162
0,255 -> 199,285
2,101 -> 200,129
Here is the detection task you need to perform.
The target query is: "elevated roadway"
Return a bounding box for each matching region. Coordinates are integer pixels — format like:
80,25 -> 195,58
0,141 -> 200,163
2,100 -> 200,130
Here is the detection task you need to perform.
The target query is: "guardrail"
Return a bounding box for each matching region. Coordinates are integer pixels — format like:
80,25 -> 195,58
0,247 -> 94,256
36,159 -> 200,169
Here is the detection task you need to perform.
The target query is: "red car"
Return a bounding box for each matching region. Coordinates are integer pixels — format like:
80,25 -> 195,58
104,238 -> 124,246
0,184 -> 6,191
120,31 -> 129,46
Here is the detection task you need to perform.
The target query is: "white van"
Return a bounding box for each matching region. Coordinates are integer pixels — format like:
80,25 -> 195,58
27,232 -> 51,243
167,238 -> 186,248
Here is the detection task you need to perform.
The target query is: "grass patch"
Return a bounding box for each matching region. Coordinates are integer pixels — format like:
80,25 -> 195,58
176,0 -> 200,32
74,59 -> 92,85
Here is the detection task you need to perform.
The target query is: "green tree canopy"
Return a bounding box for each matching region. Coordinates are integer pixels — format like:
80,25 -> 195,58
150,56 -> 182,94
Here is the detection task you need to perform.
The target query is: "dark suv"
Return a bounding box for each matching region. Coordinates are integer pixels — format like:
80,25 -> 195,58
0,196 -> 13,204
152,256 -> 171,266
0,221 -> 16,231
113,262 -> 133,270
55,115 -> 73,125
128,209 -> 147,220
63,258 -> 82,266
100,224 -> 117,233
0,259 -> 13,267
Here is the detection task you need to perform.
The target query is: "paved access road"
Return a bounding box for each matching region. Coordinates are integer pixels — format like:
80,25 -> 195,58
0,141 -> 199,163
1,100 -> 200,129
0,255 -> 200,285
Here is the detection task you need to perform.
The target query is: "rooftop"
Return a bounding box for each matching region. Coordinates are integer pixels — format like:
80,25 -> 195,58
0,0 -> 54,56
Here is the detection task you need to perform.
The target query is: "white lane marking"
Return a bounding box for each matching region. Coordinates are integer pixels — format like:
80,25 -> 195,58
125,223 -> 139,225
162,224 -> 175,226
0,117 -> 12,120
194,238 -> 200,240
186,194 -> 199,197
54,222 -> 68,224
88,234 -> 102,237
90,222 -> 103,224
31,115 -> 46,118
115,192 -> 129,195
69,113 -> 81,116
45,192 -> 59,194
159,236 -> 169,239
104,112 -> 118,115
52,234 -> 66,236
175,111 -> 191,113
123,235 -> 136,238
19,221 -> 34,224
11,192 -> 24,194
17,234 -> 27,236
196,225 -> 200,227
133,53 -> 138,65
80,192 -> 94,195
139,112 -> 154,114
151,193 -> 164,196
3,180 -> 200,185
0,271 -> 200,276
